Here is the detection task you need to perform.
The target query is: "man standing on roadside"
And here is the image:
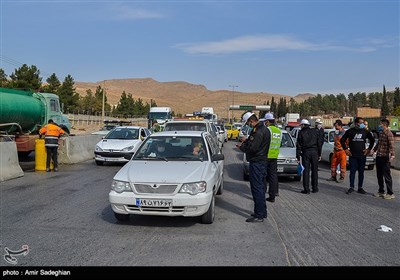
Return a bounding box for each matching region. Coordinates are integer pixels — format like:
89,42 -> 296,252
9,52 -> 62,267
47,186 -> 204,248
237,112 -> 269,222
340,117 -> 375,195
326,120 -> 347,183
39,119 -> 65,172
372,119 -> 395,199
262,113 -> 282,202
296,119 -> 322,194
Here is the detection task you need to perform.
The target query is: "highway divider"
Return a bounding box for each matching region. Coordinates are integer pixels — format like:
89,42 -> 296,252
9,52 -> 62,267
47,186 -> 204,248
58,135 -> 103,164
0,142 -> 24,181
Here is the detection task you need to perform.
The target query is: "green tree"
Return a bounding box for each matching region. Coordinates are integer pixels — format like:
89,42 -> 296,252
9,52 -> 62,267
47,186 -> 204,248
393,87 -> 400,112
57,75 -> 80,113
270,97 -> 277,114
381,85 -> 390,116
42,73 -> 61,93
9,64 -> 42,90
0,68 -> 8,87
80,89 -> 96,113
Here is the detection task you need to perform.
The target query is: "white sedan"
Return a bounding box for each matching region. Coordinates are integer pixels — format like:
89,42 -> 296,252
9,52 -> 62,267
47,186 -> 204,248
321,128 -> 375,170
94,126 -> 150,165
109,131 -> 224,224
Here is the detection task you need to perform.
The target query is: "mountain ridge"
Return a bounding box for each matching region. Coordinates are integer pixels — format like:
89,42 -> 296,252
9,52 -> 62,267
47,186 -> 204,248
75,78 -> 314,119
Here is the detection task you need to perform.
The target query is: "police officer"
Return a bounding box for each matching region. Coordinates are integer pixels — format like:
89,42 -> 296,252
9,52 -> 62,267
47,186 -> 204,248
236,112 -> 269,222
39,119 -> 65,172
262,113 -> 282,202
296,119 -> 322,194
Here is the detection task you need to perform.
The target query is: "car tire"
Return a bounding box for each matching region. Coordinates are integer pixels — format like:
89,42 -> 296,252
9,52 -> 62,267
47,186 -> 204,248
243,171 -> 249,181
95,160 -> 104,166
217,178 -> 224,195
114,212 -> 129,221
201,195 -> 215,224
368,164 -> 374,170
294,175 -> 301,181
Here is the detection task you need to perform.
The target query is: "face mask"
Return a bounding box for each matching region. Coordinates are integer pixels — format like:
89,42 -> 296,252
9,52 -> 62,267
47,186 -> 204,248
377,125 -> 384,133
157,146 -> 165,153
317,124 -> 322,129
359,123 -> 365,129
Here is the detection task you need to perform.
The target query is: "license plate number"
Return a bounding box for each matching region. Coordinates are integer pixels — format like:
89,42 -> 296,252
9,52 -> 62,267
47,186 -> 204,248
136,199 -> 172,207
277,167 -> 284,172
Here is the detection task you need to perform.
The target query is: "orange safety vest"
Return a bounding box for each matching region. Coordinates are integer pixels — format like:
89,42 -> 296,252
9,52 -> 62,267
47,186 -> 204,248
39,123 -> 65,147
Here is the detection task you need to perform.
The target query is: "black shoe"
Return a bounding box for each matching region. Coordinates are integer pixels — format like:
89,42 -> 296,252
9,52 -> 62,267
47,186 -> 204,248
251,213 -> 267,218
46,169 -> 51,172
275,193 -> 279,197
301,190 -> 310,194
246,217 -> 264,223
357,188 -> 367,194
266,197 -> 275,203
312,190 -> 319,193
346,188 -> 354,194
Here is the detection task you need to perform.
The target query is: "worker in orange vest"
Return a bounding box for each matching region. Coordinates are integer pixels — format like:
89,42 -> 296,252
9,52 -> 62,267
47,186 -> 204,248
39,119 -> 65,172
326,120 -> 347,183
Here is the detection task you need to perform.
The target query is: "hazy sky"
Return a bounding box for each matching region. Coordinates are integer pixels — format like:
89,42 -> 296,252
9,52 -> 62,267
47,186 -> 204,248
1,0 -> 398,96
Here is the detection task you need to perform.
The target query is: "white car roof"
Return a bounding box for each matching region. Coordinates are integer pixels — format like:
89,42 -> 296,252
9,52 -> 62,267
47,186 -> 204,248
148,131 -> 206,137
112,126 -> 145,129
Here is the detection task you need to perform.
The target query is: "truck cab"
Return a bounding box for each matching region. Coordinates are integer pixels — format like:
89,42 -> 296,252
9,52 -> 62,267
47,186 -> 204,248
147,107 -> 173,129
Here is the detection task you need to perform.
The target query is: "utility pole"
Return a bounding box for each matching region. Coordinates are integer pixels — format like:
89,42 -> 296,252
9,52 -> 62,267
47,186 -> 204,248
229,85 -> 238,121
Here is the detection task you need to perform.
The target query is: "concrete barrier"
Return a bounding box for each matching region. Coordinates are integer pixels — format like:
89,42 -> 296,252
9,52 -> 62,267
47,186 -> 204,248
58,135 -> 103,164
0,142 -> 24,181
391,141 -> 400,170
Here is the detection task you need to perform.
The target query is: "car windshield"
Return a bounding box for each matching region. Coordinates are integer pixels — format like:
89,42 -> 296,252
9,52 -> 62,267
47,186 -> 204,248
281,132 -> 295,148
105,128 -> 139,140
165,123 -> 207,131
133,136 -> 208,161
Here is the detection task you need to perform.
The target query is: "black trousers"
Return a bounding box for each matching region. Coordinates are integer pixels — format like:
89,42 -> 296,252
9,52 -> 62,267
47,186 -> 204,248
266,159 -> 278,198
302,149 -> 319,192
376,156 -> 393,195
46,147 -> 58,169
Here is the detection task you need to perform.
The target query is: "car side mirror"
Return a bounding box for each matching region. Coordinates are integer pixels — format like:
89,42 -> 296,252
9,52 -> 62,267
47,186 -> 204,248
124,153 -> 134,160
212,154 -> 224,161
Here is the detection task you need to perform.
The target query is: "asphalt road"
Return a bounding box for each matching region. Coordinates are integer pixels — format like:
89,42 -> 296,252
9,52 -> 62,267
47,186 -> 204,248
1,141 -> 399,266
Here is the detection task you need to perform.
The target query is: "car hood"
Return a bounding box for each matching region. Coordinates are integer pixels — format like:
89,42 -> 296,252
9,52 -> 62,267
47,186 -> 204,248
115,161 -> 206,183
279,147 -> 296,158
96,139 -> 141,150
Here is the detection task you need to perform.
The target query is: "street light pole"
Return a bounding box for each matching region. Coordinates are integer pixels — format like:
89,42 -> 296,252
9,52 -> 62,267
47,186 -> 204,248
229,85 -> 238,121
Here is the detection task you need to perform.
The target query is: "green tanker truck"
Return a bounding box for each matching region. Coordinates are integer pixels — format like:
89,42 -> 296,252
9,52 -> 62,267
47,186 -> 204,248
0,87 -> 71,155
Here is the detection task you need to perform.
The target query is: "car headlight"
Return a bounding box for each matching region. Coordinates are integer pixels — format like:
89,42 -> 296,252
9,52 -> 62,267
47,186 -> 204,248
111,180 -> 132,193
286,158 -> 298,163
95,145 -> 103,152
122,145 -> 134,152
179,181 -> 207,195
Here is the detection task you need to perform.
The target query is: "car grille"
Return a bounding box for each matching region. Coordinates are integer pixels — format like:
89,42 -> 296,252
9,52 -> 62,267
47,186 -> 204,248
126,205 -> 185,213
133,184 -> 179,194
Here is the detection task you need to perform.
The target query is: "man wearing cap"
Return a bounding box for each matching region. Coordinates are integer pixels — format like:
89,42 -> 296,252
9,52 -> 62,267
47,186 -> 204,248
315,118 -> 325,145
296,119 -> 323,194
236,112 -> 269,222
262,113 -> 282,202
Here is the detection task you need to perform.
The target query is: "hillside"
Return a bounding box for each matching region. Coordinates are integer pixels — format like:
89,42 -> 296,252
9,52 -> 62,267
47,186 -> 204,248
75,78 -> 313,119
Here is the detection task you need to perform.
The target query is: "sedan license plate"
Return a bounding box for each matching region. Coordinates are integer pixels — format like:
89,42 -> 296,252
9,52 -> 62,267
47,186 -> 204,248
136,198 -> 172,207
277,167 -> 284,173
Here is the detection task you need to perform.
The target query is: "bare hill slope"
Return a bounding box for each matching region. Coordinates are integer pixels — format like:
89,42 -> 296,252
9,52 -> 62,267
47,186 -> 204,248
75,78 -> 312,119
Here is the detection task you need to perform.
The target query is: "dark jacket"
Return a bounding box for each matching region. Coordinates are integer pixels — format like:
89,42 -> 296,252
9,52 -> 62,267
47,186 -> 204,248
239,121 -> 269,162
340,127 -> 375,157
296,126 -> 322,160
